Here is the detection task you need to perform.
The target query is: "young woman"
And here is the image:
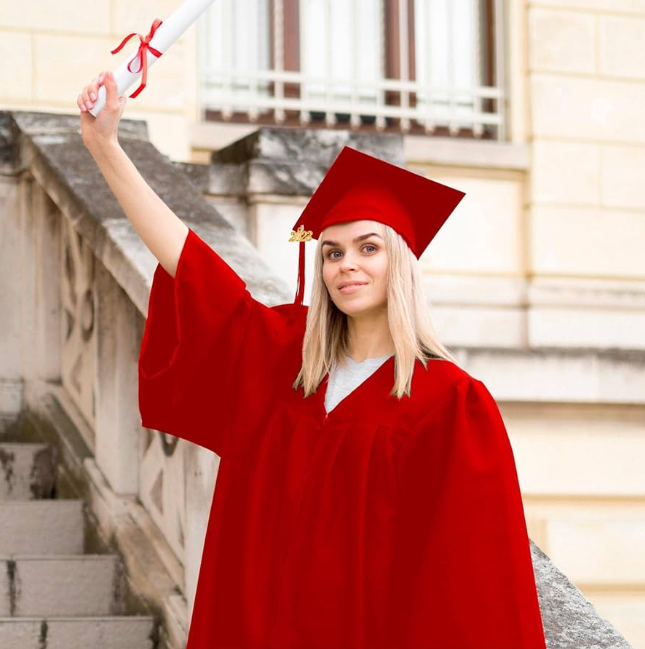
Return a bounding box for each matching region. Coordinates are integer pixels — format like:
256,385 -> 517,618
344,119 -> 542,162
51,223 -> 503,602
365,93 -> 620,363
79,72 -> 547,649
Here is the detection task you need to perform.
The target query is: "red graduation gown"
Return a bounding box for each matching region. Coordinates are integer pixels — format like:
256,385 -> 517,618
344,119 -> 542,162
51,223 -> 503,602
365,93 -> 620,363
138,228 -> 547,649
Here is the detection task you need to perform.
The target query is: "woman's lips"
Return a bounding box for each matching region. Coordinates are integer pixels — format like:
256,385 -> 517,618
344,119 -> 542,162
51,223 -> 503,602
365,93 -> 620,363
339,283 -> 366,294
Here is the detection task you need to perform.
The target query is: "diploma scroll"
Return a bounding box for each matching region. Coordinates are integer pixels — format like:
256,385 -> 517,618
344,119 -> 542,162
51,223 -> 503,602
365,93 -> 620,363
89,0 -> 216,116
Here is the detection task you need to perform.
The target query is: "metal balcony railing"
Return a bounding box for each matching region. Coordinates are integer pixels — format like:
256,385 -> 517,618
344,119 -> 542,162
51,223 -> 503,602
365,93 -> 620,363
197,0 -> 506,139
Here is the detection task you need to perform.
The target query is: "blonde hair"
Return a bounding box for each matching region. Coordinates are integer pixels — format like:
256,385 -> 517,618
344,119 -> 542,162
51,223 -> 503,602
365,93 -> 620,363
292,222 -> 460,399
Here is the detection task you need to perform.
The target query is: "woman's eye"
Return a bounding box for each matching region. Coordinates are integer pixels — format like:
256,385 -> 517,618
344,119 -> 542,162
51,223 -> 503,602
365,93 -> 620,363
326,244 -> 378,260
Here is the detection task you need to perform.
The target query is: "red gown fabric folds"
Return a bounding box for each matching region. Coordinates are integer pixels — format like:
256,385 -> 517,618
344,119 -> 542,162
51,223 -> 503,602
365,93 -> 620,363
138,228 -> 547,649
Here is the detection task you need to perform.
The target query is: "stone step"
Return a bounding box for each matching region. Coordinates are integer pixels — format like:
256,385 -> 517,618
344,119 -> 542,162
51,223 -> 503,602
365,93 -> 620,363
0,443 -> 57,500
0,501 -> 84,555
0,556 -> 120,617
0,616 -> 157,649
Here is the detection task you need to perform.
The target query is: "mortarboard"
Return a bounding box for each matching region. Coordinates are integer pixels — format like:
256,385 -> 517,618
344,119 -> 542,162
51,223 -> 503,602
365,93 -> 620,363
289,145 -> 466,306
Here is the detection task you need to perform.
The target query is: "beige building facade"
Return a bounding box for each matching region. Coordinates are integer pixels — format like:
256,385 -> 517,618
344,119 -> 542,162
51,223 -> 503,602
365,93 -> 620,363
2,0 -> 644,647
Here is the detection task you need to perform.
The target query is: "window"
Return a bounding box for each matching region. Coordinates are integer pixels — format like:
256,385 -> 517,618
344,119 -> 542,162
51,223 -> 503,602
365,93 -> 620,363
199,0 -> 505,139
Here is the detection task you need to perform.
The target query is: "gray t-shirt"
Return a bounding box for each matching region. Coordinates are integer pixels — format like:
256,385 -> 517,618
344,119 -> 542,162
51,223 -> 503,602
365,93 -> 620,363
325,353 -> 393,414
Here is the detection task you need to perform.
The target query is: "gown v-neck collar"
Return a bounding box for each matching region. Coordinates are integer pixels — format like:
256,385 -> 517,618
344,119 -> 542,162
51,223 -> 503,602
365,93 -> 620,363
313,354 -> 396,421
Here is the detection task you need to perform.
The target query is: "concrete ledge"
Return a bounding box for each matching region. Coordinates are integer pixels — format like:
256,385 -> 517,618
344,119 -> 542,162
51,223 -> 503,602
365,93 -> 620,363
405,133 -> 530,171
0,555 -> 118,617
0,380 -> 24,419
0,500 -> 84,555
188,121 -> 531,172
457,345 -> 645,405
0,616 -> 157,649
0,443 -> 56,500
4,110 -> 292,320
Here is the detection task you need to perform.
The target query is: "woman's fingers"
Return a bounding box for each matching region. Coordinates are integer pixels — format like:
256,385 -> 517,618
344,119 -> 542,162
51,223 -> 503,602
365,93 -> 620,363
83,84 -> 95,110
103,71 -> 119,107
78,73 -> 104,112
78,71 -> 114,113
89,74 -> 104,101
78,90 -> 89,112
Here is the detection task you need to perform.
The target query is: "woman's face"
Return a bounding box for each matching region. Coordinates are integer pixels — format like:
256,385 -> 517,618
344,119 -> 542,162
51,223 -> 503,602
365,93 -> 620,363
321,219 -> 388,319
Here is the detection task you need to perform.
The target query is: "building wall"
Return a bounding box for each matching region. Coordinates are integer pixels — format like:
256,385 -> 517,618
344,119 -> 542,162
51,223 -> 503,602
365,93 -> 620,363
1,0 -> 644,646
525,1 -> 645,645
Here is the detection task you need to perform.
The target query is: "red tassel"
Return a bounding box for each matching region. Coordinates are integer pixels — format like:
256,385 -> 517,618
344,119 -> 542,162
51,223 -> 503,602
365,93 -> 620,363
295,240 -> 306,306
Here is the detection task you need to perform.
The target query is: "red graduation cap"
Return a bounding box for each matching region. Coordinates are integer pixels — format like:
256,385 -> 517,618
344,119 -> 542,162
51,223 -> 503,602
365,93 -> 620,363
290,145 -> 466,306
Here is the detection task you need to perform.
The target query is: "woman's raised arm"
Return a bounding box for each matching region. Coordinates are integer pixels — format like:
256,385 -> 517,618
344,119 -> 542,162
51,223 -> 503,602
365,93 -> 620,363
77,70 -> 188,278
88,142 -> 188,278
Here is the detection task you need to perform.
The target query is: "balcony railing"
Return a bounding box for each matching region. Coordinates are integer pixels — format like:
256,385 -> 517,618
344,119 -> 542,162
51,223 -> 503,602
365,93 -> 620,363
197,0 -> 506,139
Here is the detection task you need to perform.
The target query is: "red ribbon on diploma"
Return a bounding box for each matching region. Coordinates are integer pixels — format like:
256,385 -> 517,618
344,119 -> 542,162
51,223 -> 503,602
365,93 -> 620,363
110,18 -> 164,98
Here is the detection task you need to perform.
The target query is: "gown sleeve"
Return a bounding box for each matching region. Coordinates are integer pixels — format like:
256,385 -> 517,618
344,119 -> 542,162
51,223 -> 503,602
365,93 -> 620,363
388,376 -> 547,649
137,227 -> 297,458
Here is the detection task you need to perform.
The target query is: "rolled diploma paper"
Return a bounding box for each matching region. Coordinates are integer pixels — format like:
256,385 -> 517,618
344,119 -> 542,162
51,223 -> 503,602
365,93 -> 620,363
89,0 -> 217,116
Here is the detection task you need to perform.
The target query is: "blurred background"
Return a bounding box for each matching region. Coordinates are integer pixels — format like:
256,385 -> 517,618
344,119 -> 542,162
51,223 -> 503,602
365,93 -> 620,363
0,1 -> 644,648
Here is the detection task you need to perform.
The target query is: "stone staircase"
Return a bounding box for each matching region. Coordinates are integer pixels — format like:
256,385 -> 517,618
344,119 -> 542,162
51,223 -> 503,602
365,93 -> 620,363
0,440 -> 158,649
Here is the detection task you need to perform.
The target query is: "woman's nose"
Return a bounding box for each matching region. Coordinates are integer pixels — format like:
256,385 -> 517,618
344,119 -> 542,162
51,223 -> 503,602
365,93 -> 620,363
340,253 -> 358,270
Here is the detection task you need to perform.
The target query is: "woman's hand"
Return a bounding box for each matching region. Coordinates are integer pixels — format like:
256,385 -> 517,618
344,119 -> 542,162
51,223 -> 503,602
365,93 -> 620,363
77,71 -> 127,152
